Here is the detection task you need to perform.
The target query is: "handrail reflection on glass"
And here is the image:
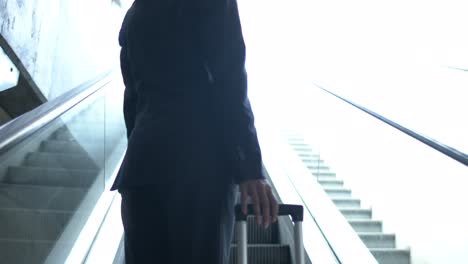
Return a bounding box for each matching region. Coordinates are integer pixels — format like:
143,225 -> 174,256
0,70 -> 115,156
313,83 -> 468,167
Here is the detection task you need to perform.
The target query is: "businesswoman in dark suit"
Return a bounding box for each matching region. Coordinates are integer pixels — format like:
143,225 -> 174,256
111,0 -> 278,262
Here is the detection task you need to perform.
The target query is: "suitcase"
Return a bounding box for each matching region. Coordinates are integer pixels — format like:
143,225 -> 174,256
234,204 -> 305,264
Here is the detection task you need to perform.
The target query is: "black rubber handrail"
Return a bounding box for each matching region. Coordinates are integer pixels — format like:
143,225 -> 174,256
0,70 -> 115,156
314,83 -> 468,167
446,66 -> 468,72
235,204 -> 304,222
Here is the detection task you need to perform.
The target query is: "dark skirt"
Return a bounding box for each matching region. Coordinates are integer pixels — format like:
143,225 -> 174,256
120,180 -> 238,264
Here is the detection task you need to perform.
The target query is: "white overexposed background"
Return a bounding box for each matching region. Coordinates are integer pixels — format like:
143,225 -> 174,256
239,0 -> 468,263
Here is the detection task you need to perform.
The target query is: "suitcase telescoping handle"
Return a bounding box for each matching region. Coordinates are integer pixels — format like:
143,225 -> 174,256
234,204 -> 305,264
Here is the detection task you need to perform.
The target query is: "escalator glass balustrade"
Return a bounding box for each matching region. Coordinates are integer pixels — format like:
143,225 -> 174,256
0,76 -> 127,264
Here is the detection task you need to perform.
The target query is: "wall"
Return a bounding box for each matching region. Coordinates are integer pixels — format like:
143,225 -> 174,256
0,0 -> 128,100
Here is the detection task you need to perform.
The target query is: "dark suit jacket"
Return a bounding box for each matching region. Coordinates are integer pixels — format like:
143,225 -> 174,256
111,0 -> 264,191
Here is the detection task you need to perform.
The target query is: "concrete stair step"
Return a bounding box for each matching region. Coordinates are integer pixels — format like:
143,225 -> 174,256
332,198 -> 361,208
0,208 -> 73,241
370,248 -> 411,264
324,188 -> 352,198
5,166 -> 98,188
340,208 -> 372,220
24,152 -> 100,170
232,217 -> 279,244
0,183 -> 87,210
348,220 -> 383,233
359,233 -> 396,249
318,179 -> 344,188
230,244 -> 291,264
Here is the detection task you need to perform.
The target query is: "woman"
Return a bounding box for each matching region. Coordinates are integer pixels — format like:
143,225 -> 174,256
111,0 -> 278,262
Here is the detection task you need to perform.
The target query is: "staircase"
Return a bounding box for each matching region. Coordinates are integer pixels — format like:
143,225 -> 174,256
0,102 -> 125,263
230,216 -> 292,264
283,134 -> 411,264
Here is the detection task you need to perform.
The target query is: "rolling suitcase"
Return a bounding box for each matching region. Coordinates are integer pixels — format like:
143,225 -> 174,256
234,204 -> 305,264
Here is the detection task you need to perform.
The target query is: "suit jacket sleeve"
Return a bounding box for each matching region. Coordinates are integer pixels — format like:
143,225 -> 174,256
201,0 -> 265,183
119,21 -> 137,139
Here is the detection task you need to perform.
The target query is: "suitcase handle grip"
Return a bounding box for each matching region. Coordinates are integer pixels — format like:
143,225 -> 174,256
235,204 -> 304,222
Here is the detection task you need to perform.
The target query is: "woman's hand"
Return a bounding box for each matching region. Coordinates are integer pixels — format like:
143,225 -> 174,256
239,179 -> 279,228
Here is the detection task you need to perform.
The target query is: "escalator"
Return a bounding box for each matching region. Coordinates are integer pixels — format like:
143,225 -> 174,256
3,71 -> 466,264
1,72 -> 323,264
0,71 -> 381,264
230,215 -> 291,263
251,82 -> 468,264
0,72 -> 127,264
281,133 -> 410,264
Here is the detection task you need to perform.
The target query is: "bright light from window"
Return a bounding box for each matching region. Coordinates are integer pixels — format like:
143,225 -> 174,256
240,0 -> 468,153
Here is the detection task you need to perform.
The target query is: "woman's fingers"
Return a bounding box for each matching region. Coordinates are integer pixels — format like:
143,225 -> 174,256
239,180 -> 279,228
259,183 -> 271,227
240,184 -> 249,215
268,186 -> 279,223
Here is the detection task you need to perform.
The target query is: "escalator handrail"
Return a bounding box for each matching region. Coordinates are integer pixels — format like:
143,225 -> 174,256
0,70 -> 115,156
314,83 -> 468,167
446,66 -> 468,72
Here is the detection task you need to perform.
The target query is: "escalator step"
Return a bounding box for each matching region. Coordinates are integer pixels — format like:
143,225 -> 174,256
340,208 -> 372,219
288,143 -> 307,147
232,217 -> 279,244
292,148 -> 314,153
324,188 -> 352,198
0,208 -> 74,241
0,238 -> 70,264
39,140 -> 94,155
306,165 -> 330,171
319,179 -> 344,188
51,127 -> 122,144
297,153 -> 321,159
332,198 -> 361,208
370,249 -> 411,264
359,233 -> 396,249
301,159 -> 324,165
311,172 -> 336,178
52,128 -> 102,141
24,152 -> 100,170
0,183 -> 87,211
348,220 -> 383,233
5,166 -> 97,187
230,245 -> 291,264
